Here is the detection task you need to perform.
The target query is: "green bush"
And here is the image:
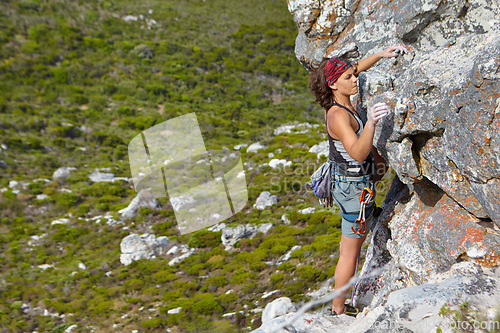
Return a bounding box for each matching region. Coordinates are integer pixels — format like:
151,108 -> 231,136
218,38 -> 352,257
124,278 -> 144,290
188,230 -> 222,248
192,293 -> 223,316
205,276 -> 228,289
142,317 -> 164,329
295,265 -> 326,282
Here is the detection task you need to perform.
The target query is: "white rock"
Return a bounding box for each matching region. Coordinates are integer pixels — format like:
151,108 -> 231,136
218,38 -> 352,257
253,191 -> 278,210
64,324 -> 77,333
281,215 -> 291,225
274,122 -> 319,135
309,141 -> 329,159
261,297 -> 296,324
167,307 -> 182,314
52,167 -> 77,181
234,143 -> 248,151
78,263 -> 86,270
88,170 -> 115,182
118,189 -> 160,219
51,218 -> 70,225
208,223 -> 226,232
246,142 -> 266,153
36,194 -> 49,201
298,207 -> 315,214
221,223 -> 274,250
278,245 -> 302,263
120,233 -> 169,265
38,264 -> 54,270
168,249 -> 194,266
262,290 -> 280,299
268,159 -> 292,169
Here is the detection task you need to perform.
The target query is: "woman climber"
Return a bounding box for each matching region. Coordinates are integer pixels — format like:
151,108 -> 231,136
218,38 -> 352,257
308,45 -> 407,316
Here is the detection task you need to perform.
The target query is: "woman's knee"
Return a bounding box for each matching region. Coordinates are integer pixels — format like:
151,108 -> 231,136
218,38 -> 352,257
339,236 -> 365,258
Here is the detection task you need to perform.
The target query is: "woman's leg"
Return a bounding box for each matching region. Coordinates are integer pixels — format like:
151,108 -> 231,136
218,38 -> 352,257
331,234 -> 366,314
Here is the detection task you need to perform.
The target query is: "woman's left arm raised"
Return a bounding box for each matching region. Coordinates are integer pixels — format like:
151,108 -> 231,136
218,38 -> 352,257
354,45 -> 408,74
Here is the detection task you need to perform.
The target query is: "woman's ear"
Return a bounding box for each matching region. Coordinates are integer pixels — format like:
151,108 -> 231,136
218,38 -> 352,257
329,83 -> 338,91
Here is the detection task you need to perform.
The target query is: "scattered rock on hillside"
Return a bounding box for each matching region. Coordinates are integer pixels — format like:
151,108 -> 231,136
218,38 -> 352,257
298,207 -> 315,214
120,233 -> 169,266
274,122 -> 319,135
246,142 -> 266,153
234,143 -> 248,151
268,159 -> 292,169
168,245 -> 195,266
89,170 -> 115,182
308,141 -> 329,159
221,223 -> 274,250
52,167 -> 77,181
118,189 -> 161,220
88,168 -> 129,183
253,191 -> 277,210
51,218 -> 70,225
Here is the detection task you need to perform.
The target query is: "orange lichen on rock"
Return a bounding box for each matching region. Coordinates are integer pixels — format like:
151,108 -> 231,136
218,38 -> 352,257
474,253 -> 500,268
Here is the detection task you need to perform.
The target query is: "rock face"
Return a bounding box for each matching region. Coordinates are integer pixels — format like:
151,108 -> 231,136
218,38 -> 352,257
286,0 -> 500,329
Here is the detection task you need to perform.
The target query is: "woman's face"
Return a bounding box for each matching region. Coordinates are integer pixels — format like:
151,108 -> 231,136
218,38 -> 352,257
331,67 -> 358,96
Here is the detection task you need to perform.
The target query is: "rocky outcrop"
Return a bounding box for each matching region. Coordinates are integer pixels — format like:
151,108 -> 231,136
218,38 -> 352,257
261,297 -> 297,324
221,223 -> 274,250
253,191 -> 278,210
285,0 -> 500,329
52,167 -> 76,181
118,189 -> 161,220
119,233 -> 169,265
252,262 -> 499,332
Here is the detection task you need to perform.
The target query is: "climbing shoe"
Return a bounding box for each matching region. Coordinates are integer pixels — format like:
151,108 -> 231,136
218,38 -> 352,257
328,304 -> 359,317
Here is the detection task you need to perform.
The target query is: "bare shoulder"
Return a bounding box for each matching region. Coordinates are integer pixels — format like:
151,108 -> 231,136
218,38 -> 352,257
327,105 -> 351,123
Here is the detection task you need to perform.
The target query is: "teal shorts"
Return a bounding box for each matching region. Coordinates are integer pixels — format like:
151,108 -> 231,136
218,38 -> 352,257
332,173 -> 375,239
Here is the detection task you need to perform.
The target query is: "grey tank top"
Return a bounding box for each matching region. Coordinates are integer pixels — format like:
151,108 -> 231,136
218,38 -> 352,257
325,103 -> 374,177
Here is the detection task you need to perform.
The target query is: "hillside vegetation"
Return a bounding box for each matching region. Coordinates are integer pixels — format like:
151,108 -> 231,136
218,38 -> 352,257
0,0 -> 392,332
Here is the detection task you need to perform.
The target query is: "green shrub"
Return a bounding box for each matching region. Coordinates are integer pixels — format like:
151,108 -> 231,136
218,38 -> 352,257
192,293 -> 223,316
124,278 -> 144,290
9,301 -> 23,311
295,265 -> 326,282
188,230 -> 222,248
218,292 -> 238,309
142,317 -> 164,329
205,276 -> 228,289
270,273 -> 285,286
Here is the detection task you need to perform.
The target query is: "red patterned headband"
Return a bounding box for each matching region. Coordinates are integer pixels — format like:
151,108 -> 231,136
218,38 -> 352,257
324,58 -> 352,86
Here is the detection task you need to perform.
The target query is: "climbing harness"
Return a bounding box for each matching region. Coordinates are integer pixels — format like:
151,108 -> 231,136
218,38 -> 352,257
352,187 -> 373,235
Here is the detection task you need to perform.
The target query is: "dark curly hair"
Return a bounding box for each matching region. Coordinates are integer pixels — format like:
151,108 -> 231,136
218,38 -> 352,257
308,47 -> 359,110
